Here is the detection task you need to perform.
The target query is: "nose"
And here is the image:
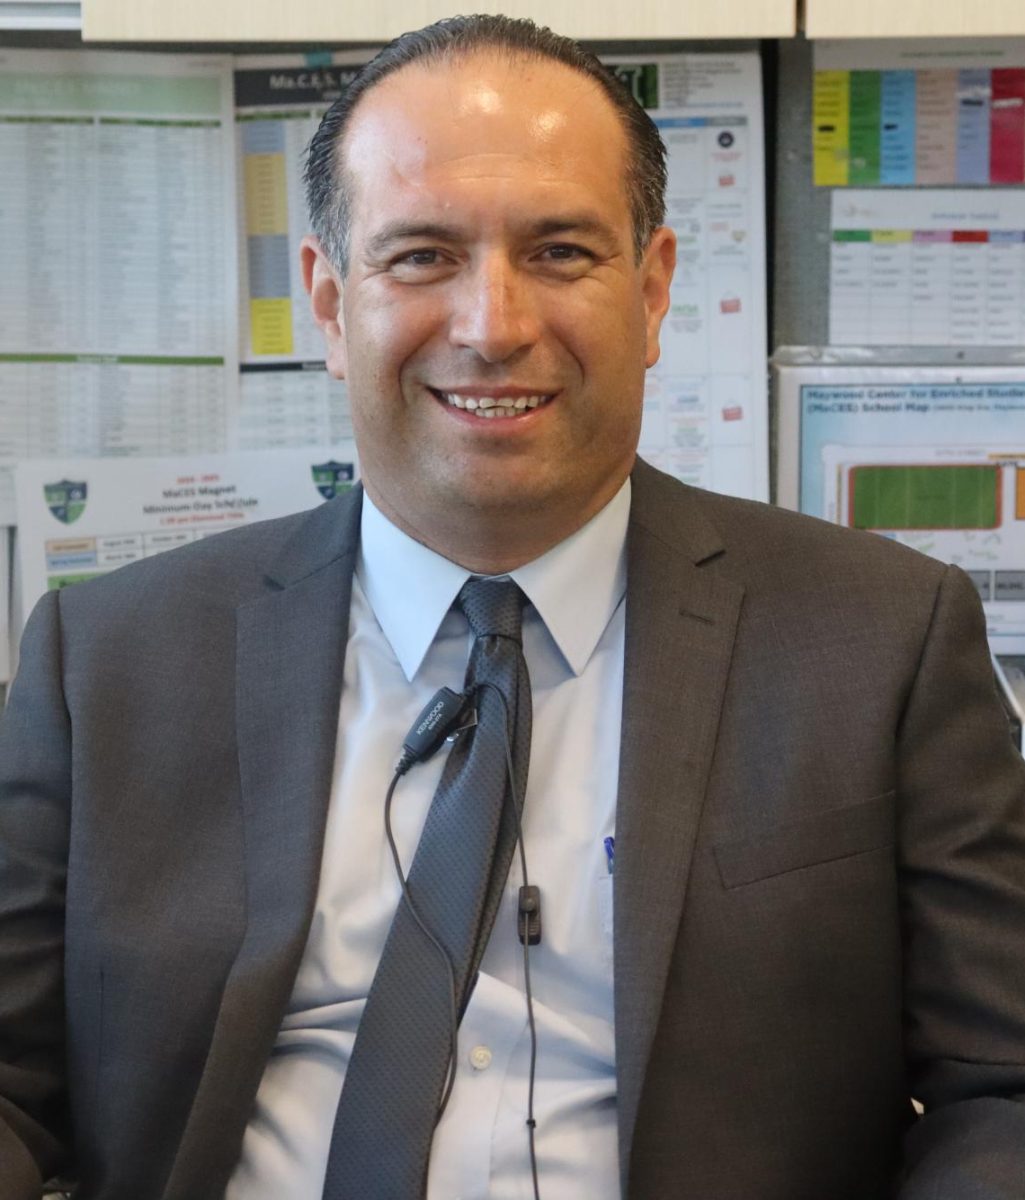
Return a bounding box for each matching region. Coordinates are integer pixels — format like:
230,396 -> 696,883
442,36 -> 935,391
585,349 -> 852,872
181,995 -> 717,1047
447,254 -> 541,363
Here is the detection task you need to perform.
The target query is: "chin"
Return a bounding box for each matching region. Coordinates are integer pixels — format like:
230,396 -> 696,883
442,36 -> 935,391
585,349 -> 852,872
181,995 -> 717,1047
444,472 -> 556,516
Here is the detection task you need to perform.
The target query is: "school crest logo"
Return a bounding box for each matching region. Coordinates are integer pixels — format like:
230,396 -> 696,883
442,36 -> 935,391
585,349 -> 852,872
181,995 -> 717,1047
44,479 -> 88,525
311,460 -> 354,501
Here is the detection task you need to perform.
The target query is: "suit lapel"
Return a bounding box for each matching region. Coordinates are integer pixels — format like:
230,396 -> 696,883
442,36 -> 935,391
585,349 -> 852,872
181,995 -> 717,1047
165,489 -> 363,1198
615,462 -> 743,1194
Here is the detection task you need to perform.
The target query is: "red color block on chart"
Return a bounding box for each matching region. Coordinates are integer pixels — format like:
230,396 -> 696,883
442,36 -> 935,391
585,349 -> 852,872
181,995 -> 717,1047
990,69 -> 1025,184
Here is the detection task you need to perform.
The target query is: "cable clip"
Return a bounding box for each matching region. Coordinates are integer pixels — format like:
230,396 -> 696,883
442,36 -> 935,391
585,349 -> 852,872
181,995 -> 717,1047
517,885 -> 542,946
445,707 -> 478,743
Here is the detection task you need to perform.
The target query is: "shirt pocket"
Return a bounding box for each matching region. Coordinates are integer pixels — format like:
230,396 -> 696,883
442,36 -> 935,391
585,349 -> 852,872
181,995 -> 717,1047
597,871 -> 615,974
713,790 -> 895,890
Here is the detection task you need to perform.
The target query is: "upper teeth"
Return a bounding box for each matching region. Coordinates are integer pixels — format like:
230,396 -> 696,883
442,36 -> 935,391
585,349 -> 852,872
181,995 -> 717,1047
442,393 -> 551,417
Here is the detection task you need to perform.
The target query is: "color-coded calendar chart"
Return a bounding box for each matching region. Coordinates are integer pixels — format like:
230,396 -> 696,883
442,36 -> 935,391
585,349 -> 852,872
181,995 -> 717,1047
235,53 -> 373,363
814,39 -> 1025,187
829,190 -> 1025,346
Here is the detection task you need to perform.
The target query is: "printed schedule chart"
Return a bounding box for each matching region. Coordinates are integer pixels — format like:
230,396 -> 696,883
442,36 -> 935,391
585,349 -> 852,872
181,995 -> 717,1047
0,49 -> 239,524
814,39 -> 1025,187
233,54 -> 371,453
829,190 -> 1025,346
623,52 -> 769,502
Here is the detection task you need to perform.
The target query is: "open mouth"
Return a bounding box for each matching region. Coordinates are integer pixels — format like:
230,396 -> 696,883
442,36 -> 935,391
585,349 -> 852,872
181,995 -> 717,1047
430,389 -> 554,419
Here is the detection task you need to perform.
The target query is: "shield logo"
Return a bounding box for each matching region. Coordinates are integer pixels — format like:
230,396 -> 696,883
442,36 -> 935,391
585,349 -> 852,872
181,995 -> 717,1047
44,479 -> 88,525
311,460 -> 355,501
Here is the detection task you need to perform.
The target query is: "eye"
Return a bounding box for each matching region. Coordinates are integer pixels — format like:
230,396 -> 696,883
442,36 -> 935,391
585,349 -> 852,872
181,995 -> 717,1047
535,242 -> 596,278
400,249 -> 440,266
542,243 -> 589,261
386,247 -> 454,282
386,247 -> 444,268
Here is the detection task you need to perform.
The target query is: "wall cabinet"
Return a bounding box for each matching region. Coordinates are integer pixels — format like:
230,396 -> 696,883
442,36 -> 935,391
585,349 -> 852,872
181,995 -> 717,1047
30,0 -> 1025,50
81,0 -> 796,42
805,0 -> 1025,39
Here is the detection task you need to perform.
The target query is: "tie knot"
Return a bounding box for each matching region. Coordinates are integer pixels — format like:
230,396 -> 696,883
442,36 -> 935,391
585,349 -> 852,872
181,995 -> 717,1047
457,577 -> 527,642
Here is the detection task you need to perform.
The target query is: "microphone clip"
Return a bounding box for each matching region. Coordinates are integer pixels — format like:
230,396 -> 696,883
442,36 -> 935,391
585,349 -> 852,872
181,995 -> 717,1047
517,885 -> 542,946
396,686 -> 471,775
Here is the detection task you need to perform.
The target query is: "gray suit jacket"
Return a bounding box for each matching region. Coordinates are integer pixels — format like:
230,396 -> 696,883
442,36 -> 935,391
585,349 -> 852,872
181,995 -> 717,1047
1,459 -> 1024,1199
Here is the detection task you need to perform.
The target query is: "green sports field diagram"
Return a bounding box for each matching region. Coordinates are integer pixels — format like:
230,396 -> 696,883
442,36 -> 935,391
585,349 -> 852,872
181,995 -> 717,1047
849,464 -> 1000,531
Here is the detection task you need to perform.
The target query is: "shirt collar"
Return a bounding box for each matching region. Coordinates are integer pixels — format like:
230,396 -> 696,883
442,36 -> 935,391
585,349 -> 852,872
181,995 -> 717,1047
357,480 -> 630,681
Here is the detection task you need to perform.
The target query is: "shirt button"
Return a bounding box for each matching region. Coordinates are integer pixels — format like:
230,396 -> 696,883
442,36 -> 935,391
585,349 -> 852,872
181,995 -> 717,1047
469,1044 -> 493,1071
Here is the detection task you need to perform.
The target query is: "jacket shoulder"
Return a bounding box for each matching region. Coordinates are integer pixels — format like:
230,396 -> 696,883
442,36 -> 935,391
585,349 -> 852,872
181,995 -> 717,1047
633,458 -> 949,590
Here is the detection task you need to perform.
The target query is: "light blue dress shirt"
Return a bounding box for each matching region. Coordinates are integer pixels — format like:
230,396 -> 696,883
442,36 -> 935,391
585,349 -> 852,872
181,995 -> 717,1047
226,480 -> 629,1199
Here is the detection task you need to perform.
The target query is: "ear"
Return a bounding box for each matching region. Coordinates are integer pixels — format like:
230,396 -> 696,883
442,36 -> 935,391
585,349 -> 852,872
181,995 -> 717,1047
300,234 -> 348,379
640,226 -> 677,369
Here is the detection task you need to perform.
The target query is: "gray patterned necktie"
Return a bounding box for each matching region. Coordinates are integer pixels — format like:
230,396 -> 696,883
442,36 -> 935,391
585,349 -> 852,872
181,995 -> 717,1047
322,577 -> 532,1199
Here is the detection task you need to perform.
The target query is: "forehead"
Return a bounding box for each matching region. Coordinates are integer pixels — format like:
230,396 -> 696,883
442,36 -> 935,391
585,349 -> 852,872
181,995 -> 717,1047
339,52 -> 631,223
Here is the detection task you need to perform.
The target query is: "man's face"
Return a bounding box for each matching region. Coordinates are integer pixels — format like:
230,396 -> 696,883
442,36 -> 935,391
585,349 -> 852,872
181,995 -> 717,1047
303,53 -> 675,547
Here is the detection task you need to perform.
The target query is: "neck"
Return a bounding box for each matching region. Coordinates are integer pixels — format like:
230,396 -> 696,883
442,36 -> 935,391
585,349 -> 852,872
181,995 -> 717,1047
363,477 -> 628,574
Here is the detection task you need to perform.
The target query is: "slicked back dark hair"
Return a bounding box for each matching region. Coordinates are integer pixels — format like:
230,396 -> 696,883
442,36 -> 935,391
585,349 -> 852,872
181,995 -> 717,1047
304,14 -> 667,274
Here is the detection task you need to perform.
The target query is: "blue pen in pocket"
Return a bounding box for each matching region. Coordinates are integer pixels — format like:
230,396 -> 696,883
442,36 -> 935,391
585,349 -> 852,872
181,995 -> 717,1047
603,836 -> 615,875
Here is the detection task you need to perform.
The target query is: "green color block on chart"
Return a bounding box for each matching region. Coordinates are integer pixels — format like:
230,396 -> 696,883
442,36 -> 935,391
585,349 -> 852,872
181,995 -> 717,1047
848,71 -> 881,186
48,572 -> 100,591
851,465 -> 999,530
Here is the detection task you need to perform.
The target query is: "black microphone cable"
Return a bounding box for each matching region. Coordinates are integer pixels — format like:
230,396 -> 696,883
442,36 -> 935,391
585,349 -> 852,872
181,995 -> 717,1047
382,681 -> 543,1200
382,765 -> 461,1116
383,683 -> 468,1119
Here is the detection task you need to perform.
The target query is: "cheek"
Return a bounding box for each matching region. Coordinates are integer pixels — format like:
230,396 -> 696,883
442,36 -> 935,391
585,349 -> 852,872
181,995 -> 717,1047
570,327 -> 646,400
346,289 -> 439,362
564,288 -> 646,358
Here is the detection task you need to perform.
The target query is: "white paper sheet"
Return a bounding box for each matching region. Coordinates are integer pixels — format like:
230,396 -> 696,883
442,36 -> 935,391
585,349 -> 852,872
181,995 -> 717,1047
829,189 -> 1025,347
607,53 -> 769,501
13,445 -> 357,633
0,48 -> 240,524
815,38 -> 1025,73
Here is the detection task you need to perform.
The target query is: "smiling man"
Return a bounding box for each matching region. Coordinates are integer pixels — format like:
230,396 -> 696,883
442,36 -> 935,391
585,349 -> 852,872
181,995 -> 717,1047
301,35 -> 675,573
1,15 -> 1025,1200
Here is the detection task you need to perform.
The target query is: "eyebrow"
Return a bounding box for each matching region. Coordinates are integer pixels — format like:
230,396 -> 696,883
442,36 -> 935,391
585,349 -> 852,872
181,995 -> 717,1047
527,215 -> 619,245
363,213 -> 621,258
364,222 -> 463,258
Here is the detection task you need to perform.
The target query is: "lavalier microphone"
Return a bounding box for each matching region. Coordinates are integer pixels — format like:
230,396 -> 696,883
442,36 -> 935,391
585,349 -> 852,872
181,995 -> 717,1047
395,686 -> 471,775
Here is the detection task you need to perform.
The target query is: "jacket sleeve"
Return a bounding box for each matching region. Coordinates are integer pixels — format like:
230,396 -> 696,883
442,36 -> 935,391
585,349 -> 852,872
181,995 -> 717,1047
897,564 -> 1025,1198
0,591 -> 73,1198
